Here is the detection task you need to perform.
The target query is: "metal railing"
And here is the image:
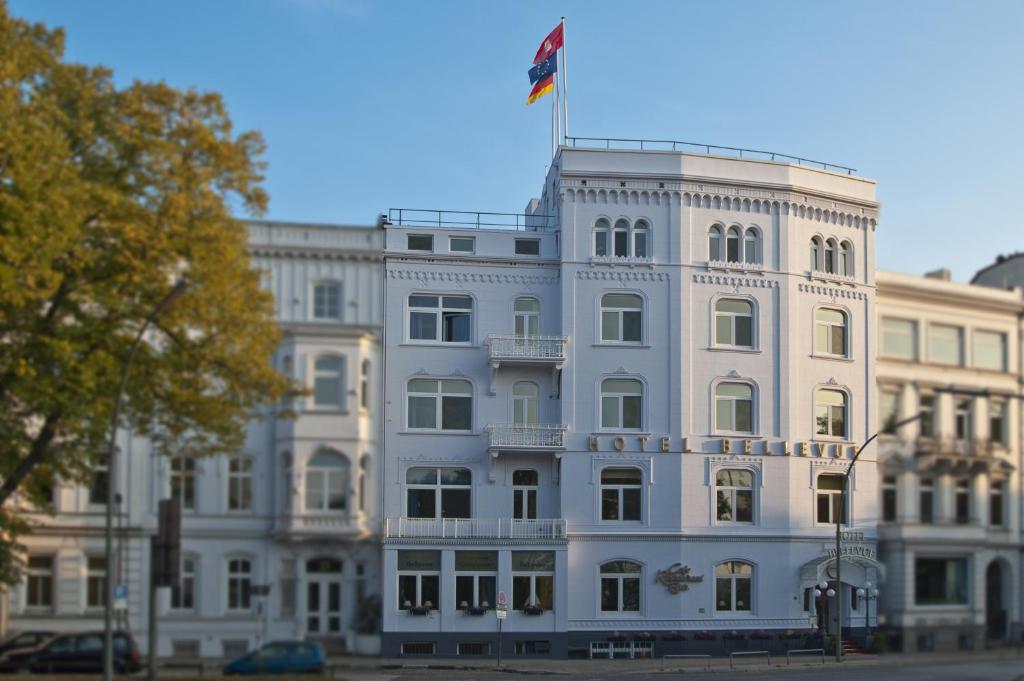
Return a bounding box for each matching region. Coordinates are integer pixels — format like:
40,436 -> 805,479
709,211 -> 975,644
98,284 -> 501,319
661,654 -> 712,671
275,514 -> 363,532
729,650 -> 771,669
386,208 -> 557,231
487,335 -> 567,362
384,517 -> 566,540
487,424 -> 567,450
786,648 -> 826,665
565,137 -> 856,175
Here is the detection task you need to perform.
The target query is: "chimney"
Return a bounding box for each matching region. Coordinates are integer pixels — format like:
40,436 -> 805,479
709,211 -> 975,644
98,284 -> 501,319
924,267 -> 951,282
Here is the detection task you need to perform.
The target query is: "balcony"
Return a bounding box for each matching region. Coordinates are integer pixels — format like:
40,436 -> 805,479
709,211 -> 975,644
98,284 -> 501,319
914,438 -> 1012,476
384,517 -> 566,541
486,424 -> 567,452
273,513 -> 369,538
487,335 -> 566,365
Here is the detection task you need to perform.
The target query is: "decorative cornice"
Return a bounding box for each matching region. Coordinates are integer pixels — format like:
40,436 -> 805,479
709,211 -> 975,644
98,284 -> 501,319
576,270 -> 669,282
566,533 -> 866,543
692,273 -> 779,289
798,282 -> 868,301
387,269 -> 560,286
568,617 -> 811,629
250,247 -> 381,262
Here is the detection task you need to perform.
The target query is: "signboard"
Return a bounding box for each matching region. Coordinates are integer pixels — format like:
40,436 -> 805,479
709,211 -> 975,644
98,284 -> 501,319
113,584 -> 128,612
655,563 -> 704,594
495,605 -> 508,620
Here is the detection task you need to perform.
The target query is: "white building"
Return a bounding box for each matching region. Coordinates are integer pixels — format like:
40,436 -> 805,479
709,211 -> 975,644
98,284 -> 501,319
380,143 -> 882,658
876,269 -> 1023,651
8,220 -> 384,658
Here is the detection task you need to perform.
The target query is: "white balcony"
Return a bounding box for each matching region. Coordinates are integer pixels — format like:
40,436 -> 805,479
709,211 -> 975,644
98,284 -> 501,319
384,517 -> 566,540
273,513 -> 368,538
486,335 -> 566,365
486,424 -> 567,452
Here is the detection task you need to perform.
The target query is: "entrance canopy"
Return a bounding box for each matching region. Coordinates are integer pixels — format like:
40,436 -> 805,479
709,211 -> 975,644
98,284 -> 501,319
799,554 -> 885,588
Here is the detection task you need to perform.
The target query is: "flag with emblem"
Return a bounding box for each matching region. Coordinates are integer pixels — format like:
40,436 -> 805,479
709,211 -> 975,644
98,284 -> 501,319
526,53 -> 557,105
533,23 -> 564,64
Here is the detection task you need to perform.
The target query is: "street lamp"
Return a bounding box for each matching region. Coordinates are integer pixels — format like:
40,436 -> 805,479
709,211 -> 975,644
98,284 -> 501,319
857,581 -> 880,641
104,279 -> 189,681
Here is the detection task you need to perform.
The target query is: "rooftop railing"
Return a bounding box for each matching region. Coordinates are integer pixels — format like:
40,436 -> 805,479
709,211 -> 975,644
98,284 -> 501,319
386,208 -> 557,231
565,137 -> 857,175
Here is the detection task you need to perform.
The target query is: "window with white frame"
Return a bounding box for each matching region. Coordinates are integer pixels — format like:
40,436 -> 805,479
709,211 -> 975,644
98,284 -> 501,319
170,457 -> 196,511
744,228 -> 760,263
816,474 -> 846,524
726,226 -> 741,262
512,469 -> 538,520
86,556 -> 107,609
305,449 -> 349,512
714,298 -> 753,347
512,381 -> 539,426
815,308 -> 848,356
973,330 -> 1007,371
632,219 -> 649,258
815,389 -> 848,438
88,462 -> 108,506
449,236 -> 475,253
594,218 -> 611,256
171,556 -> 196,611
612,219 -> 629,257
824,238 -> 837,273
928,324 -> 963,366
407,234 -> 433,251
600,293 -> 642,343
593,218 -> 650,258
708,225 -> 723,261
880,388 -> 900,434
881,318 -> 917,360
919,393 -> 936,437
840,241 -> 853,275
313,355 -> 345,408
513,297 -> 540,336
990,480 -> 1005,527
920,478 -> 934,523
715,469 -> 754,523
809,237 -> 822,271
407,378 -> 472,431
408,294 -> 472,343
514,238 -> 540,256
989,399 -> 1007,446
600,378 -> 642,430
360,359 -> 370,410
227,457 -> 253,512
227,558 -> 252,611
955,478 -> 970,524
882,475 -> 897,522
398,550 -> 439,611
25,556 -> 54,610
512,551 -> 554,611
600,467 -> 642,521
954,398 -> 972,441
715,561 -> 752,612
600,560 -> 641,613
312,282 -> 341,320
405,467 -> 471,519
455,551 -> 497,610
715,382 -> 754,434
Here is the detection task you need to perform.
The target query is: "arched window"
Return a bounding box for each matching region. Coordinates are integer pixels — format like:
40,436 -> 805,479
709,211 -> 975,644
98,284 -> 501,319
815,389 -> 848,438
824,239 -> 837,273
305,450 -> 349,512
312,282 -> 341,320
360,359 -> 371,410
708,225 -> 723,262
612,219 -> 630,257
715,469 -> 753,523
513,297 -> 540,337
715,383 -> 754,434
313,355 -> 345,408
600,378 -> 643,431
513,469 -> 538,520
407,378 -> 472,431
714,299 -> 754,348
600,468 -> 642,521
593,218 -> 610,256
171,555 -> 197,611
405,467 -> 471,519
726,226 -> 741,263
744,228 -> 760,264
816,473 -> 846,524
226,558 -> 252,611
600,560 -> 641,612
632,219 -> 649,258
512,381 -> 539,426
815,308 -> 848,356
810,237 -> 822,271
600,293 -> 642,343
715,561 -> 752,612
839,241 -> 853,276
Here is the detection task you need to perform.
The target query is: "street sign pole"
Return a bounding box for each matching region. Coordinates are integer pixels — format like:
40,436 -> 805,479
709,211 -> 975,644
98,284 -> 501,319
496,590 -> 508,667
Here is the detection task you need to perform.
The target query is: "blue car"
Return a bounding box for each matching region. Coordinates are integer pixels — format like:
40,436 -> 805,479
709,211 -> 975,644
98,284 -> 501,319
223,641 -> 326,676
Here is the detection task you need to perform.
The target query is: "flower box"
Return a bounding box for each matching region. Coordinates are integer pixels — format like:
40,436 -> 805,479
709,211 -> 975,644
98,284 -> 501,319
522,605 -> 544,616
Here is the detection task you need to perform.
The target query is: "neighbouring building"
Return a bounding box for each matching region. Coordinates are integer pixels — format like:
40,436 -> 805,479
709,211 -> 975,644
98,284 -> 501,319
380,142 -> 883,658
875,268 -> 1023,651
8,220 -> 384,658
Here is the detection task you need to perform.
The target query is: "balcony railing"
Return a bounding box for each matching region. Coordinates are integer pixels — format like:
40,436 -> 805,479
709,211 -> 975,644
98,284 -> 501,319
385,209 -> 557,231
486,335 -> 567,363
487,424 -> 567,450
385,517 -> 566,540
274,514 -> 366,534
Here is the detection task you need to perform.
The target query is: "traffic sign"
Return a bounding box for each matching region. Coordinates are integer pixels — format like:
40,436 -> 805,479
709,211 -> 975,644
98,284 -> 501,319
113,584 -> 128,611
496,605 -> 508,620
497,591 -> 507,606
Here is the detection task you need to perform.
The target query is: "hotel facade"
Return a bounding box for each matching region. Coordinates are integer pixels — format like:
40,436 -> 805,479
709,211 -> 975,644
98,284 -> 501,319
380,145 -> 883,657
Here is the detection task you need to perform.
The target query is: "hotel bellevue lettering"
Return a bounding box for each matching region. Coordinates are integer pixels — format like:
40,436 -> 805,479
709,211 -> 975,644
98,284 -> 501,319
586,434 -> 857,458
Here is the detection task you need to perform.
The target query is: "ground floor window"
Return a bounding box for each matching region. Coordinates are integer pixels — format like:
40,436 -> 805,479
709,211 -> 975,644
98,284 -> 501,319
86,556 -> 107,609
715,561 -> 752,612
457,642 -> 491,656
455,551 -> 496,610
398,550 -> 439,611
914,557 -> 968,605
515,640 -> 551,655
600,560 -> 641,613
401,642 -> 435,656
25,556 -> 54,610
512,551 -> 554,611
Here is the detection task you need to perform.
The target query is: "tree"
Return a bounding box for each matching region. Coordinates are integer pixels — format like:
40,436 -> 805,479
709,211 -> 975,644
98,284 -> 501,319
0,2 -> 294,581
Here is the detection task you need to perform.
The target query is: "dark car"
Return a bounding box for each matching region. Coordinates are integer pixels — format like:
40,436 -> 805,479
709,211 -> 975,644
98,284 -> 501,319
7,631 -> 141,675
0,632 -> 55,658
223,641 -> 325,676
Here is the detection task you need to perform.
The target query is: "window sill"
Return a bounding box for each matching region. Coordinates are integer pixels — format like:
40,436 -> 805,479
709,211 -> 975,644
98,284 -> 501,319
707,346 -> 761,354
590,256 -> 655,268
400,342 -> 479,349
707,261 -> 765,275
810,353 -> 853,363
811,436 -> 851,445
597,430 -> 651,437
709,431 -> 759,438
597,611 -> 645,618
398,429 -> 479,436
592,343 -> 651,349
304,408 -> 351,416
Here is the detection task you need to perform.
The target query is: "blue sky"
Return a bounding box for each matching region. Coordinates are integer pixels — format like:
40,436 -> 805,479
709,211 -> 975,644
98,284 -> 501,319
10,0 -> 1024,280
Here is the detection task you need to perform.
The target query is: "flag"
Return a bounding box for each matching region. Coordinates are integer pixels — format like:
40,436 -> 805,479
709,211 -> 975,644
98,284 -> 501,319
526,75 -> 554,105
528,53 -> 557,85
533,23 -> 564,64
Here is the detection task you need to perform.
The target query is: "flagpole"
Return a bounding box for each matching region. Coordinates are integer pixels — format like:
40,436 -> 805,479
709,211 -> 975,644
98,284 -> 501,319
560,16 -> 568,145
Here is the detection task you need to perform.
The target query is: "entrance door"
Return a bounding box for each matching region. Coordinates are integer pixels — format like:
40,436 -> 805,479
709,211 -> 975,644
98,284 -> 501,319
306,558 -> 343,636
986,561 -> 1006,640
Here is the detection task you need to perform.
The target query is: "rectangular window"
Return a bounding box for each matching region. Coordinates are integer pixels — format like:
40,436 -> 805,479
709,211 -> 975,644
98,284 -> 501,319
170,557 -> 196,611
408,294 -> 472,344
511,551 -> 554,611
955,399 -> 972,441
227,559 -> 252,611
880,388 -> 900,434
928,324 -> 963,366
227,458 -> 253,512
919,394 -> 936,438
920,479 -> 934,524
914,558 -> 967,605
816,474 -> 846,525
401,642 -> 435,656
989,480 -> 1004,527
88,465 -> 109,506
457,642 -> 491,656
882,476 -> 897,522
972,330 -> 1006,371
25,556 -> 54,610
881,318 -> 917,360
989,400 -> 1007,446
955,479 -> 970,524
86,556 -> 107,609
449,236 -> 475,253
312,283 -> 341,320
454,551 -> 497,610
405,467 -> 471,519
170,458 -> 196,511
398,551 -> 440,610
407,379 -> 472,431
514,239 -> 540,256
407,234 -> 433,251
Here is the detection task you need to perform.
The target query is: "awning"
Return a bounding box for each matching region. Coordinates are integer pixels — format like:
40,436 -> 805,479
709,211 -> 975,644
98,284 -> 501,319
799,554 -> 885,588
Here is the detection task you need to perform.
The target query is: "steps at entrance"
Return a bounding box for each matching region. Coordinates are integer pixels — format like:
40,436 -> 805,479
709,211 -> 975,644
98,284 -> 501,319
841,639 -> 866,655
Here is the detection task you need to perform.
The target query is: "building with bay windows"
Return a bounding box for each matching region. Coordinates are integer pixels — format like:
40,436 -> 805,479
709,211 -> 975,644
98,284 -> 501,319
875,268 -> 1023,651
380,143 -> 882,658
8,220 -> 384,658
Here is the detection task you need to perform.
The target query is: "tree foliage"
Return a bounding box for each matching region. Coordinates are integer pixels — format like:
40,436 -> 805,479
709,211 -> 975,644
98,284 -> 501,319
0,2 -> 294,579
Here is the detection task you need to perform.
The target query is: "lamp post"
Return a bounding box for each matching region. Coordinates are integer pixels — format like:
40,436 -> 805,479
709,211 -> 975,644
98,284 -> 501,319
858,582 -> 879,642
104,279 -> 189,681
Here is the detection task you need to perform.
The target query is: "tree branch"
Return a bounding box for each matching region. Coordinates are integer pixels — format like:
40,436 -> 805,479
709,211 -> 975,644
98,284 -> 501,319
0,411 -> 62,508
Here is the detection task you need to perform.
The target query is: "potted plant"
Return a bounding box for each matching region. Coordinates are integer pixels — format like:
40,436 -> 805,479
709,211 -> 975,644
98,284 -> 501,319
408,600 -> 432,616
464,600 -> 488,616
661,631 -> 687,641
522,600 -> 544,616
694,631 -> 716,641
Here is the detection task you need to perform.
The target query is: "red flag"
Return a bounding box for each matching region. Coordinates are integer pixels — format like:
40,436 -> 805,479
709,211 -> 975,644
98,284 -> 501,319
533,23 -> 564,64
